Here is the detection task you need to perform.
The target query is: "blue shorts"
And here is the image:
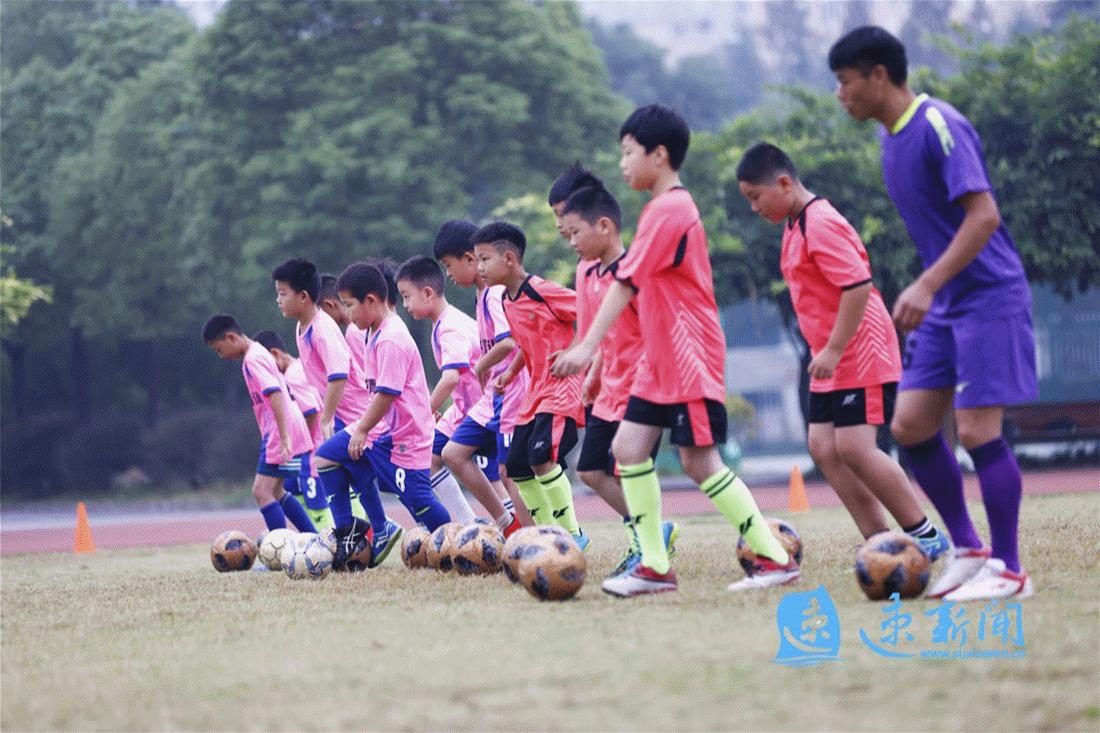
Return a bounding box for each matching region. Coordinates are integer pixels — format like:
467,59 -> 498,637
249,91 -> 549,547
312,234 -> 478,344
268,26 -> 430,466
256,438 -> 311,480
315,429 -> 378,490
900,311 -> 1038,408
367,435 -> 448,525
447,417 -> 501,482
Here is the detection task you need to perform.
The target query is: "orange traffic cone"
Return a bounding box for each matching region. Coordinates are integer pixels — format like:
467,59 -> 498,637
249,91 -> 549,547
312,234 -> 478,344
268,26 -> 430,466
788,466 -> 810,513
73,502 -> 95,554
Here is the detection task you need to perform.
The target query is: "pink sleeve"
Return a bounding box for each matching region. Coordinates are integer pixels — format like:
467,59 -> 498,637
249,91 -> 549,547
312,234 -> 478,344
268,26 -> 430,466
248,352 -> 283,397
373,337 -> 407,395
314,323 -> 351,382
488,288 -> 511,341
616,201 -> 685,291
807,217 -> 872,289
438,325 -> 472,371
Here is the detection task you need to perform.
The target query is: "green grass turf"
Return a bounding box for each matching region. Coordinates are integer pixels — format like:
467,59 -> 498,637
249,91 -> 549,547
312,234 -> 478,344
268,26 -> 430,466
3,492 -> 1098,732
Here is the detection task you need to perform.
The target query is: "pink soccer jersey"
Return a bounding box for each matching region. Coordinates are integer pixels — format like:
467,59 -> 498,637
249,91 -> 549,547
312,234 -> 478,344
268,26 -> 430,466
432,304 -> 484,437
242,342 -> 313,463
345,322 -> 369,377
283,357 -> 323,447
295,309 -> 373,427
466,284 -> 529,434
370,312 -> 433,470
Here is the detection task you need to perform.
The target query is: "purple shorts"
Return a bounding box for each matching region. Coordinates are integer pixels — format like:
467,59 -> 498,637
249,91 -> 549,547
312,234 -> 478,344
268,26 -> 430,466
899,310 -> 1038,408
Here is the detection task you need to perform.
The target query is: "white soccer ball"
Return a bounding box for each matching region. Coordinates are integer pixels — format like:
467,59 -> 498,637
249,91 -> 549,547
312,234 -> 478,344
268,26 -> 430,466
258,528 -> 296,571
280,533 -> 332,580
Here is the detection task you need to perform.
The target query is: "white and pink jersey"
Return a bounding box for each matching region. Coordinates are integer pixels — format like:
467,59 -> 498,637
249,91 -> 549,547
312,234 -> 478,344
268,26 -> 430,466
283,357 -> 322,447
295,309 -> 372,428
371,312 -> 433,470
466,284 -> 529,434
345,322 -> 369,379
242,342 -> 313,463
432,304 -> 484,437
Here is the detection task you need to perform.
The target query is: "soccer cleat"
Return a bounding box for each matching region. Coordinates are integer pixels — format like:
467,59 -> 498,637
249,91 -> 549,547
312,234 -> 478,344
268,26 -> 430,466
601,564 -> 678,597
610,522 -> 680,577
663,521 -> 680,559
944,558 -> 1033,602
368,519 -> 403,568
572,530 -> 591,552
926,546 -> 991,598
726,557 -> 801,591
609,547 -> 642,577
915,529 -> 950,562
332,517 -> 371,571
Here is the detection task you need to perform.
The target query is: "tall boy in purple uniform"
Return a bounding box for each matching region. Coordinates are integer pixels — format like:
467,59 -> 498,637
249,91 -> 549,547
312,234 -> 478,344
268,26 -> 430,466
829,26 -> 1037,600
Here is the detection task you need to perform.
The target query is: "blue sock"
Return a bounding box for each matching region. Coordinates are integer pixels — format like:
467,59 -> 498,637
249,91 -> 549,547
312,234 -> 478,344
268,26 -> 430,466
405,496 -> 450,532
280,493 -> 317,533
347,462 -> 387,530
300,476 -> 329,511
260,501 -> 286,531
318,465 -> 353,527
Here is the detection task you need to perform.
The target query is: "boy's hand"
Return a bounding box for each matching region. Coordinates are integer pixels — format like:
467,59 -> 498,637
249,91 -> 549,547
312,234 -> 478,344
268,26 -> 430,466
549,342 -> 594,378
279,436 -> 292,464
807,346 -> 842,380
581,371 -> 600,406
322,420 -> 335,441
493,372 -> 512,393
472,358 -> 490,387
433,410 -> 443,423
348,424 -> 370,461
892,278 -> 935,332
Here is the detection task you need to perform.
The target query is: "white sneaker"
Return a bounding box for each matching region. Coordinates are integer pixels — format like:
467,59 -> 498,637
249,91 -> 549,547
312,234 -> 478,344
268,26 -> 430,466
727,558 -> 800,592
945,558 -> 1033,602
926,546 -> 990,598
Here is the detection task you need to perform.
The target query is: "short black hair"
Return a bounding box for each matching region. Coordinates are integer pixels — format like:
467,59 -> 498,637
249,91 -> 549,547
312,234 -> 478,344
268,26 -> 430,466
252,330 -> 286,352
471,221 -> 526,260
619,104 -> 690,170
562,185 -> 622,231
365,258 -> 399,306
318,274 -> 339,304
828,26 -> 908,85
336,262 -> 388,302
396,255 -> 447,296
433,219 -> 479,260
735,142 -> 799,184
271,258 -> 321,302
202,313 -> 243,343
548,163 -> 604,206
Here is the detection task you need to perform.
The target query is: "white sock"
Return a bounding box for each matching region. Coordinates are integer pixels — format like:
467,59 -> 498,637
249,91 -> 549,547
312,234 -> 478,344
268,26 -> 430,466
431,469 -> 476,524
495,511 -> 513,531
503,497 -> 515,513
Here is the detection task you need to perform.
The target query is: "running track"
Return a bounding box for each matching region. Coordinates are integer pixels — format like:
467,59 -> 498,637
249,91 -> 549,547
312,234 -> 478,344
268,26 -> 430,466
2,468 -> 1097,555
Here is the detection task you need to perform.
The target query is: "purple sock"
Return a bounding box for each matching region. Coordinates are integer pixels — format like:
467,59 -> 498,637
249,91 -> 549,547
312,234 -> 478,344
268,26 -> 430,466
968,438 -> 1022,572
898,433 -> 982,550
279,493 -> 317,533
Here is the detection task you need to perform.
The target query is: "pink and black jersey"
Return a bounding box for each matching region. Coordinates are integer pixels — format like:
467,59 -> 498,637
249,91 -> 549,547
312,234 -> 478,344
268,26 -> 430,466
371,312 -> 433,470
432,304 -> 484,437
502,275 -> 585,425
467,284 -> 529,433
242,342 -> 313,463
295,309 -> 373,427
781,197 -> 901,392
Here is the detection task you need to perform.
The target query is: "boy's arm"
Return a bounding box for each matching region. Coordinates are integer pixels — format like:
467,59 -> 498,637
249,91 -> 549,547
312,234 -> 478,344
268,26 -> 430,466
582,349 -> 603,405
268,390 -> 293,463
550,280 -> 633,377
320,379 -> 347,439
347,392 -> 397,460
808,283 -> 871,379
473,337 -> 515,384
495,349 -> 525,392
893,191 -> 1001,331
304,411 -> 320,436
430,369 -> 461,415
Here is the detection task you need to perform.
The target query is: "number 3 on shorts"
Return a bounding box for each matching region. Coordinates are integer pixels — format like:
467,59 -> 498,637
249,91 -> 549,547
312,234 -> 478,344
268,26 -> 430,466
394,468 -> 406,493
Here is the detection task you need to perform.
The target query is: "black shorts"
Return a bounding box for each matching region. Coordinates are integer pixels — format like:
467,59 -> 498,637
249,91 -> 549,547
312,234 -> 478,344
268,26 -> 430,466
576,407 -> 662,474
623,396 -> 728,447
505,413 -> 578,481
808,383 -> 897,428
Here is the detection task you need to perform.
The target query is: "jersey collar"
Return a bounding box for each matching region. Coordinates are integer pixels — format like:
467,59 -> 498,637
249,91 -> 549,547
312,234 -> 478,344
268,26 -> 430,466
787,195 -> 824,237
890,93 -> 930,135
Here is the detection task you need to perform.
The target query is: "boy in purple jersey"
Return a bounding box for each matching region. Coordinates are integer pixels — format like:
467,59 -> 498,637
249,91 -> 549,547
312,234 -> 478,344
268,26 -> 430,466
830,26 -> 1037,601
202,315 -> 318,534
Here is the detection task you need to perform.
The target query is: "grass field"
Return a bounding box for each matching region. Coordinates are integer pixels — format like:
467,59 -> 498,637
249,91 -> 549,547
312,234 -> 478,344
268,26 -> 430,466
3,492 -> 1098,732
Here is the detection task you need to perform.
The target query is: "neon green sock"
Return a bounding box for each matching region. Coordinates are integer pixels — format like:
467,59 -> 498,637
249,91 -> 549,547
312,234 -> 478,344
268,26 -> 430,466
701,468 -> 789,564
515,477 -> 548,525
538,466 -> 579,534
620,459 -> 669,573
308,507 -> 333,530
349,489 -> 367,521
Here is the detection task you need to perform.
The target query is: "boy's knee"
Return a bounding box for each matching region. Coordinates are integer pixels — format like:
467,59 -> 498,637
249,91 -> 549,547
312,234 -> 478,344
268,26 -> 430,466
891,414 -> 930,447
807,433 -> 837,467
314,456 -> 338,471
577,469 -> 604,489
441,442 -> 470,471
611,436 -> 646,467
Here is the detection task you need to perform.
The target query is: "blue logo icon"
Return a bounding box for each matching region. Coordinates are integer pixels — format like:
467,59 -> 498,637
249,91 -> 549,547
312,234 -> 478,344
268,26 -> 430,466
772,584 -> 843,667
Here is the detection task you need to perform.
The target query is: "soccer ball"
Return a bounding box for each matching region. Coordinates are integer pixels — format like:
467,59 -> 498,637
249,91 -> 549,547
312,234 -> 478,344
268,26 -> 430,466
210,530 -> 256,572
401,526 -> 432,569
736,518 -> 803,577
257,528 -> 296,571
855,531 -> 930,600
426,522 -> 464,571
452,524 -> 504,575
281,533 -> 333,580
517,530 -> 587,601
501,526 -> 545,584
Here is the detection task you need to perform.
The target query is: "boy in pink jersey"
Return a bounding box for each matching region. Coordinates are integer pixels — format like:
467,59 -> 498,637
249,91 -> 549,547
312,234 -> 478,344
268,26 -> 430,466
397,255 -> 526,536
434,221 -> 533,532
338,262 -> 451,537
318,274 -> 370,377
736,142 -> 947,558
202,315 -> 318,533
252,330 -> 334,529
272,258 -> 394,567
